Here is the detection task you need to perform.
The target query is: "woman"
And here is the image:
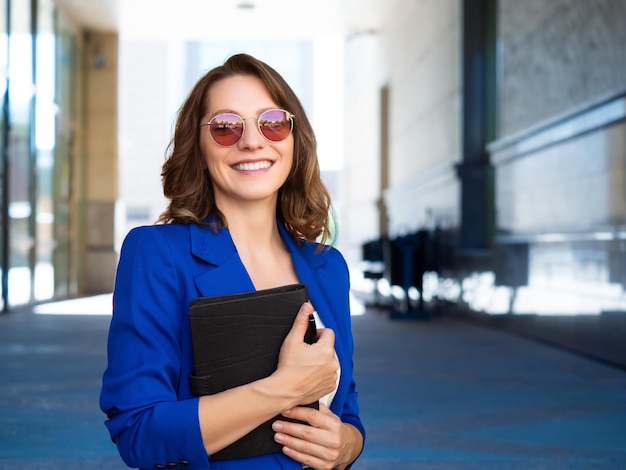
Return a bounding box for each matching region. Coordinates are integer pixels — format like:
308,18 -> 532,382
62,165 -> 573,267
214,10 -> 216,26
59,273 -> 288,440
100,53 -> 365,469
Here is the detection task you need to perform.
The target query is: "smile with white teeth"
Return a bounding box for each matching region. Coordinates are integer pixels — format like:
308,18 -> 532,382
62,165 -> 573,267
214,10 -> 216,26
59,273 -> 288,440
232,160 -> 273,171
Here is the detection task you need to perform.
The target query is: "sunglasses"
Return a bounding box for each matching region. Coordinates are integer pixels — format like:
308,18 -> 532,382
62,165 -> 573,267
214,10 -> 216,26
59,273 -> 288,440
201,108 -> 295,147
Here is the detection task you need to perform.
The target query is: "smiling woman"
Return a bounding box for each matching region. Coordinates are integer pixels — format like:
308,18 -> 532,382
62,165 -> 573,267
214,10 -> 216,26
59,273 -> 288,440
100,53 -> 365,470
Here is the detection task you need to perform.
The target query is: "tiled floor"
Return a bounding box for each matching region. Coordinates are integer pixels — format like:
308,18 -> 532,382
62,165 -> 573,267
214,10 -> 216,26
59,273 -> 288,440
1,296 -> 625,469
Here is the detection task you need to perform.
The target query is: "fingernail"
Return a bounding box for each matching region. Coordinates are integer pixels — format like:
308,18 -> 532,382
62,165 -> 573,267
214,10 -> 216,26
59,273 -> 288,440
272,421 -> 283,431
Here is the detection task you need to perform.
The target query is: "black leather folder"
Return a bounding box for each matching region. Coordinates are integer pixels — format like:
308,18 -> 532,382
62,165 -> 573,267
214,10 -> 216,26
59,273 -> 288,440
188,283 -> 318,461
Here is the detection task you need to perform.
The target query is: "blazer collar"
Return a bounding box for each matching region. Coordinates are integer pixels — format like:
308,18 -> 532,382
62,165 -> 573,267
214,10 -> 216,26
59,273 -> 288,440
277,223 -> 327,271
190,222 -> 253,297
189,221 -> 237,267
189,220 -> 327,269
188,220 -> 328,297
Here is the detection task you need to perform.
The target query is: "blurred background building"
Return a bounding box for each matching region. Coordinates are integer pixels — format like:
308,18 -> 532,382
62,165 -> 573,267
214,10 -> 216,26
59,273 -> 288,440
1,0 -> 625,367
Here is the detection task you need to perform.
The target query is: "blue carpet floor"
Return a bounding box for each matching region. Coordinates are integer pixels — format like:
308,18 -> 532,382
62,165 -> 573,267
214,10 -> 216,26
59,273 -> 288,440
1,296 -> 625,469
353,308 -> 626,469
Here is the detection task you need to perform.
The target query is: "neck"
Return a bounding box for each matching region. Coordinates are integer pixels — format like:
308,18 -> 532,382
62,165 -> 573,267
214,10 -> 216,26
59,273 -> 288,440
220,200 -> 281,251
217,198 -> 298,289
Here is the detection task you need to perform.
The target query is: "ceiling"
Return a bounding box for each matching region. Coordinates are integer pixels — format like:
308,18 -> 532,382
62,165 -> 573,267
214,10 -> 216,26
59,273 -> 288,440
54,0 -> 386,40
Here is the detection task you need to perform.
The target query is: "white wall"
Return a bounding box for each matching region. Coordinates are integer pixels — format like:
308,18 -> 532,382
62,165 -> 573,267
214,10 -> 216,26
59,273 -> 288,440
337,34 -> 385,264
117,39 -> 179,248
339,0 -> 462,265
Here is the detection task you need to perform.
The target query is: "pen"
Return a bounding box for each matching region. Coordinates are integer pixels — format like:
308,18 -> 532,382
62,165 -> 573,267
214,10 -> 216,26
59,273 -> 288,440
305,312 -> 317,344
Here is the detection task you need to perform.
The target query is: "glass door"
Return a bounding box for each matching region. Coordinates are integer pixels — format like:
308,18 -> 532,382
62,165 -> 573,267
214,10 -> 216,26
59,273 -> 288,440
34,0 -> 55,301
52,9 -> 76,298
0,0 -> 7,311
6,0 -> 35,307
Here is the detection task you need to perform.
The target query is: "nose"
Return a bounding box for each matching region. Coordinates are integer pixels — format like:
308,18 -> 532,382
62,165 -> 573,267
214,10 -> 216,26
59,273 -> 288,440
237,116 -> 265,149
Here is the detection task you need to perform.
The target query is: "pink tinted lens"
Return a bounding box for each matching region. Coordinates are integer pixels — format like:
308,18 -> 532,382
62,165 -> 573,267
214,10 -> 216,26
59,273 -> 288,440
258,109 -> 292,142
210,113 -> 244,146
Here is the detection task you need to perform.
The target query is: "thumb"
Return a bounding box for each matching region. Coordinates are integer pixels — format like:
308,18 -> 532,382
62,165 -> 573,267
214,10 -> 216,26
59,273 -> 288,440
287,302 -> 315,341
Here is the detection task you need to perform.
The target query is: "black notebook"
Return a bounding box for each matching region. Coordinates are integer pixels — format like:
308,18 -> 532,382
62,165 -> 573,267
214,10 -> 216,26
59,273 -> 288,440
188,283 -> 318,461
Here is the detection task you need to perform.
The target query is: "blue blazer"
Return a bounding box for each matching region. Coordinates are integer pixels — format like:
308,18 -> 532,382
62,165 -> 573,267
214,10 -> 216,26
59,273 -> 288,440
100,221 -> 365,469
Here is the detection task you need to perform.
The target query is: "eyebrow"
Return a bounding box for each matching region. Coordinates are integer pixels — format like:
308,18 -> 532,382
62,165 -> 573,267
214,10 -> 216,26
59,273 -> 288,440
208,107 -> 279,120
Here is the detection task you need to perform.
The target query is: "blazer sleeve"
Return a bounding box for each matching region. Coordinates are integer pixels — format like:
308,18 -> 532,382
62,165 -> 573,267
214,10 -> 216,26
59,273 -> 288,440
100,226 -> 210,469
329,248 -> 366,456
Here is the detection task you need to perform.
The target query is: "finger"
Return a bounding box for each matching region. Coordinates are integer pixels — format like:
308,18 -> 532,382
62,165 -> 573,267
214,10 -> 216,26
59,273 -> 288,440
274,407 -> 344,466
315,326 -> 335,346
274,430 -> 327,468
273,421 -> 334,469
280,405 -> 320,425
280,443 -> 327,470
273,417 -> 324,447
285,302 -> 315,342
278,405 -> 338,434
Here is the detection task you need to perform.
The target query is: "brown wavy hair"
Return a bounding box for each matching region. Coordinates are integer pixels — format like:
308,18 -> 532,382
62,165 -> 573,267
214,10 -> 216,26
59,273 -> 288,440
157,53 -> 332,245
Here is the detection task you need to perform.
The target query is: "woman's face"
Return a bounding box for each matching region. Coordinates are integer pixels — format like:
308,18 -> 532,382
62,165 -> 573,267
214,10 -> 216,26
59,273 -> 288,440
199,74 -> 294,211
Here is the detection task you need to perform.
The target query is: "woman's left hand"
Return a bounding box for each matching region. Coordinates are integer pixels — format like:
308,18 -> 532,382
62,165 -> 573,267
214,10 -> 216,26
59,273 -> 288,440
272,403 -> 363,470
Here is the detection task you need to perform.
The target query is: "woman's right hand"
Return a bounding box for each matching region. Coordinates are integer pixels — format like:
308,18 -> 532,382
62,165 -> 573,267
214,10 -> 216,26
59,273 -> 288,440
273,303 -> 338,407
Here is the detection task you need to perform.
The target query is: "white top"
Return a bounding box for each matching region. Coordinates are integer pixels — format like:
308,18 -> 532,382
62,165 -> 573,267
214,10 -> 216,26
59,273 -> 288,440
312,311 -> 340,408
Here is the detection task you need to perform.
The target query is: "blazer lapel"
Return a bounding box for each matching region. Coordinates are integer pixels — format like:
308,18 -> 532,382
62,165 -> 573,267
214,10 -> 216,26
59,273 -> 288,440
189,223 -> 255,297
279,225 -> 340,335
